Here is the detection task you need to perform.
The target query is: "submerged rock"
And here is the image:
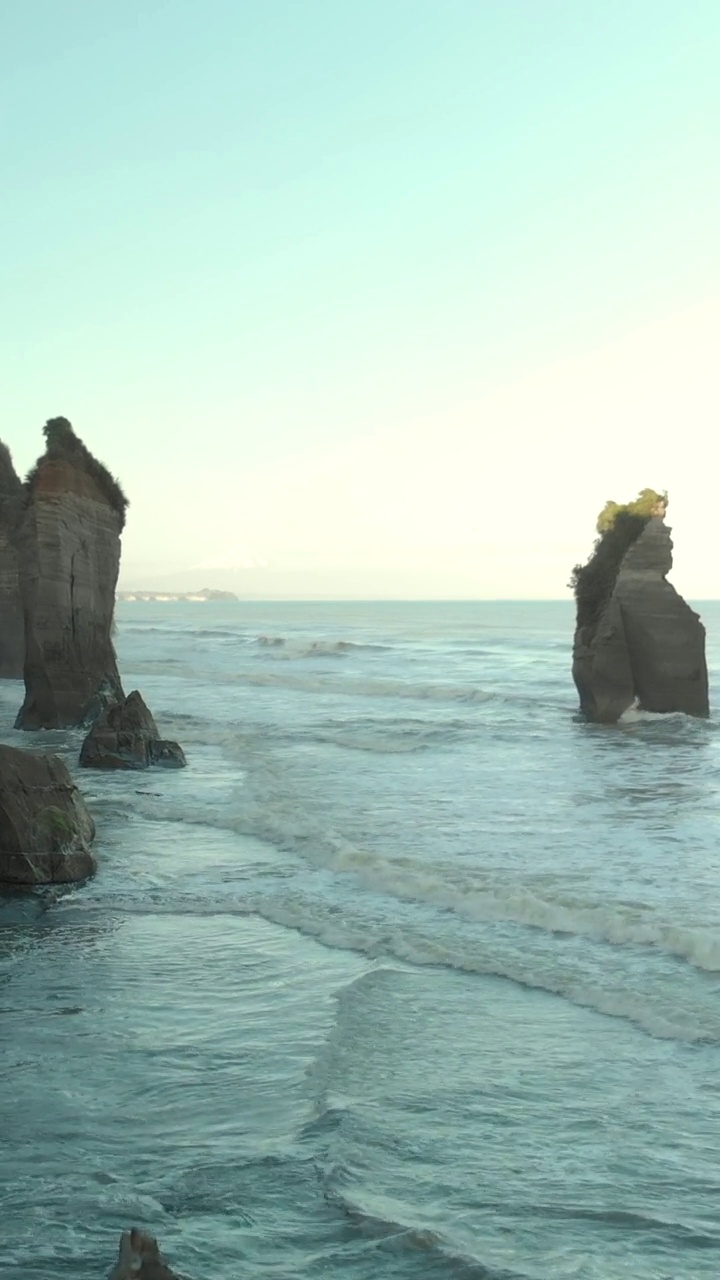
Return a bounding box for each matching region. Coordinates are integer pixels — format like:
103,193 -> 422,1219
107,1228 -> 183,1279
0,745 -> 96,884
572,514 -> 708,723
15,417 -> 126,730
0,441 -> 24,679
80,690 -> 187,770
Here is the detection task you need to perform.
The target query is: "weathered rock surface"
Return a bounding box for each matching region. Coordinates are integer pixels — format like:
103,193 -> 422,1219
80,690 -> 187,770
572,517 -> 709,723
107,1228 -> 183,1279
15,418 -> 126,729
0,442 -> 24,679
0,745 -> 96,884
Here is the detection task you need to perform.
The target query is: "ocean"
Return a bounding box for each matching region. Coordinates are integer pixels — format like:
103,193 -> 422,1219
1,599 -> 720,1279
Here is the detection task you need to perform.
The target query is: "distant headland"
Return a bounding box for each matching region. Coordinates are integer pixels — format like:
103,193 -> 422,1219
117,587 -> 238,602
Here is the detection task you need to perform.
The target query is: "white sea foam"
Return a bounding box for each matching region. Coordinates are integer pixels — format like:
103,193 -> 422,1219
217,770 -> 720,975
224,669 -> 499,703
235,895 -> 717,1043
255,635 -> 390,658
69,858 -> 714,1044
619,706 -> 694,725
306,719 -> 473,753
159,713 -> 474,756
127,776 -> 720,979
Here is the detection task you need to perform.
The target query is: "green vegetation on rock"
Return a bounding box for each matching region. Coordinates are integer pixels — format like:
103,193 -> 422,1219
36,804 -> 76,850
570,489 -> 668,639
595,488 -> 667,534
25,417 -> 129,526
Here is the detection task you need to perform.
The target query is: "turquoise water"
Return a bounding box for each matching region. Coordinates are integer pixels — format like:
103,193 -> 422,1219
2,600 -> 720,1278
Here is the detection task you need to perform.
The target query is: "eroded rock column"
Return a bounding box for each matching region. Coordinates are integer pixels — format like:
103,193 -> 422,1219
15,419 -> 126,729
572,516 -> 708,722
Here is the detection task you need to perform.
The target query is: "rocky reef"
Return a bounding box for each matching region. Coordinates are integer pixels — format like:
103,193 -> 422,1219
107,1228 -> 182,1279
0,442 -> 25,678
80,690 -> 187,771
0,744 -> 96,884
14,418 -> 127,729
571,494 -> 708,723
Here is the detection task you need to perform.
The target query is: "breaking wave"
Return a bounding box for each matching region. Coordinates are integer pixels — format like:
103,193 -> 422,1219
158,713 -> 477,755
254,635 -> 392,659
226,670 -> 500,702
122,766 -> 720,1001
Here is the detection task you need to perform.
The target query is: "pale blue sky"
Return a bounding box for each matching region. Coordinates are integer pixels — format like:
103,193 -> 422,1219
2,2 -> 720,596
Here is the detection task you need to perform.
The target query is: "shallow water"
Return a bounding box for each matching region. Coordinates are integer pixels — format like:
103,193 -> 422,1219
2,599 -> 720,1278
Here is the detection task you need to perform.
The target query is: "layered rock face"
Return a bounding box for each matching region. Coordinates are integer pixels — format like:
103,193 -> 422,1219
107,1228 -> 182,1279
15,419 -> 126,729
0,745 -> 96,884
0,442 -> 24,678
572,517 -> 709,723
80,690 -> 187,770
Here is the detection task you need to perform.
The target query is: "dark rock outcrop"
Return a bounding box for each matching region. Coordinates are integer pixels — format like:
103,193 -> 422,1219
0,442 -> 24,678
572,517 -> 708,723
15,418 -> 127,729
0,745 -> 96,884
80,690 -> 187,771
107,1228 -> 183,1279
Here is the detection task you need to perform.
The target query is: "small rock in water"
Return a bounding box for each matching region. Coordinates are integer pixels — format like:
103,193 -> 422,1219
107,1228 -> 183,1279
80,690 -> 186,771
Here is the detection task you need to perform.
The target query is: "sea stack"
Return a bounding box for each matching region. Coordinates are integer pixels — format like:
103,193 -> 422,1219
571,490 -> 709,723
15,418 -> 126,729
0,441 -> 25,679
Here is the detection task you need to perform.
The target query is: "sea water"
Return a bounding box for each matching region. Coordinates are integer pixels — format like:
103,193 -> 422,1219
1,599 -> 720,1279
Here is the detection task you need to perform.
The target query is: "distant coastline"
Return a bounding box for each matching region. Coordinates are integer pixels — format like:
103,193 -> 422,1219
117,588 -> 238,603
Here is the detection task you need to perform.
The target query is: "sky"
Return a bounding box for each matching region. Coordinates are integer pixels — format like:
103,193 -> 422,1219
2,0 -> 720,598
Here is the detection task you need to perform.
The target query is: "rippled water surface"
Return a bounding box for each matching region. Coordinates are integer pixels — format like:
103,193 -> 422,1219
2,599 -> 720,1278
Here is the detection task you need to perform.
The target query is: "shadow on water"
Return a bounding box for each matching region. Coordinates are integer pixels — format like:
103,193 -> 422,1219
0,885 -> 60,927
0,889 -> 58,983
565,708 -> 720,828
0,884 -> 116,971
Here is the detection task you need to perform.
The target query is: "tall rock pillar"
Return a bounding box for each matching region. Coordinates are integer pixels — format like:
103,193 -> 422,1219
15,418 -> 126,729
572,513 -> 708,723
0,442 -> 24,679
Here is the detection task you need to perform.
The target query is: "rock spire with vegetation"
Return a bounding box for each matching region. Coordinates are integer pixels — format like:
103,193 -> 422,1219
25,416 -> 129,524
15,417 -> 126,728
570,489 -> 708,723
